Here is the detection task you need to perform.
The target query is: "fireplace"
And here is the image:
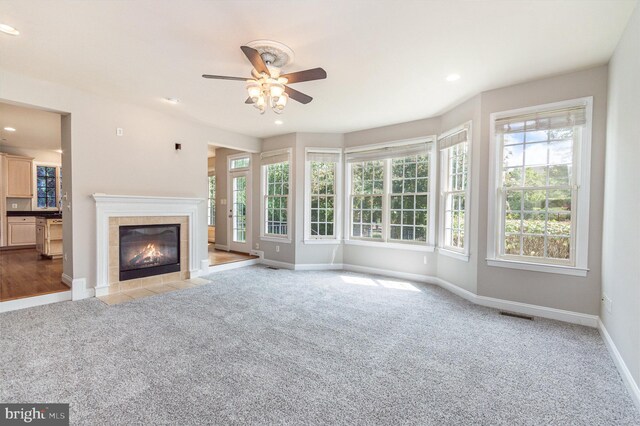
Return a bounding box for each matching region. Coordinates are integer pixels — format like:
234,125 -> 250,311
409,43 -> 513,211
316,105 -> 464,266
119,224 -> 180,281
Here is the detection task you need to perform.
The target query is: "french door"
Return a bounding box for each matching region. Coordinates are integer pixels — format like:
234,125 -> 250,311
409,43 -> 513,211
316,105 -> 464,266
228,170 -> 251,253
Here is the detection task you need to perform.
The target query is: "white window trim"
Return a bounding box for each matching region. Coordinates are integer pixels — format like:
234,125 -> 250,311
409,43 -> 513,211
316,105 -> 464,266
260,148 -> 292,243
32,161 -> 61,211
486,97 -> 593,276
343,136 -> 438,249
304,147 -> 342,244
228,153 -> 251,171
438,121 -> 472,261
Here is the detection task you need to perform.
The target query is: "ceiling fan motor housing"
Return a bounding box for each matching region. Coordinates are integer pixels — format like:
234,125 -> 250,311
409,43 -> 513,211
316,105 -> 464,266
246,39 -> 295,71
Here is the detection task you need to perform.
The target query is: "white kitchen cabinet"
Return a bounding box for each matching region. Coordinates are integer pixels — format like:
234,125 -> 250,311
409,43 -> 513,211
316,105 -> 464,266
7,216 -> 36,246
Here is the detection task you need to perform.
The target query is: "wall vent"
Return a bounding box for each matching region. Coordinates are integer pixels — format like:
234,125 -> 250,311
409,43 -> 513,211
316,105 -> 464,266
500,311 -> 534,321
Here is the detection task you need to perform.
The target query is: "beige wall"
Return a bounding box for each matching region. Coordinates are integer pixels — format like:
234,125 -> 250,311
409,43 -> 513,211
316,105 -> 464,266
0,68 -> 260,289
436,95 -> 482,294
294,133 -> 345,266
601,3 -> 640,385
252,134 -> 297,265
477,66 -> 608,315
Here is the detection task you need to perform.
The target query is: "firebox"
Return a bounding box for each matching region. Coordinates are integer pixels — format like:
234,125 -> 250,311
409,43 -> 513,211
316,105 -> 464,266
119,224 -> 180,281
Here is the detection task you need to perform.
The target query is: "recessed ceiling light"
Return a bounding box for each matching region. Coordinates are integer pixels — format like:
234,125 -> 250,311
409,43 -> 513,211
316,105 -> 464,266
4,127 -> 16,132
164,97 -> 180,104
274,120 -> 283,125
446,74 -> 461,82
0,24 -> 20,36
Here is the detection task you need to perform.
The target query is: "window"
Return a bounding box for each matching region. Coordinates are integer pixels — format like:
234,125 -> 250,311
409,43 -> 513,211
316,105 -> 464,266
351,160 -> 384,239
35,164 -> 60,209
389,155 -> 430,242
305,149 -> 341,241
261,149 -> 291,240
229,156 -> 250,170
488,98 -> 592,275
208,175 -> 216,226
439,124 -> 471,256
346,140 -> 435,248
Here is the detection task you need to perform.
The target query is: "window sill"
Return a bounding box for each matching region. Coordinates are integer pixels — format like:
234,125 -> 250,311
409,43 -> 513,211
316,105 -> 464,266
260,236 -> 292,244
304,239 -> 341,245
485,258 -> 588,277
345,239 -> 435,252
438,248 -> 470,262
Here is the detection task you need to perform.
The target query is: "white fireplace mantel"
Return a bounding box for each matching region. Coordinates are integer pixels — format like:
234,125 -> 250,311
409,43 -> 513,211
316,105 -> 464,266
92,194 -> 207,296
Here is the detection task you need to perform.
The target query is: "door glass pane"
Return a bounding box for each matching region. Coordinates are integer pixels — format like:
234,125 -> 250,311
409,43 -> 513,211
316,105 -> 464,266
232,176 -> 247,243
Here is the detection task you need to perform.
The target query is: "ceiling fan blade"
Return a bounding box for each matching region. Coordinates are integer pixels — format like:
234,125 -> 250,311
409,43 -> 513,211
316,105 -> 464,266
285,86 -> 313,104
240,46 -> 270,76
280,68 -> 327,84
245,97 -> 254,104
202,74 -> 247,81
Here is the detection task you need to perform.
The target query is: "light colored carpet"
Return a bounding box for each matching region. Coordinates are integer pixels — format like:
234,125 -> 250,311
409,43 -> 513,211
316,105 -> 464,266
1,266 -> 638,425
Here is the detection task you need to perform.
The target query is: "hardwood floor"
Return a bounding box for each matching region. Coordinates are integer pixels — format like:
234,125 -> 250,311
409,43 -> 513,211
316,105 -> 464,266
208,244 -> 258,266
0,248 -> 69,301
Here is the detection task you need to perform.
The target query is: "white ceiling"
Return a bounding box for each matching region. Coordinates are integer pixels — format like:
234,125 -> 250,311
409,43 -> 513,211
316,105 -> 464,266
0,102 -> 61,150
0,0 -> 635,138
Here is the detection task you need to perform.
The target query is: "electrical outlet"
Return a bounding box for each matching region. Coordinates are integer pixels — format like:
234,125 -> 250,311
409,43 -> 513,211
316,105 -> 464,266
64,253 -> 67,262
276,245 -> 280,253
116,127 -> 124,136
11,203 -> 18,209
255,243 -> 259,249
602,294 -> 612,313
221,199 -> 227,205
423,255 -> 427,264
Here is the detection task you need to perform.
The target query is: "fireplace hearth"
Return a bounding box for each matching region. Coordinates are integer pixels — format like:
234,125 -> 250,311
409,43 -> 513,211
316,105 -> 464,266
119,224 -> 180,281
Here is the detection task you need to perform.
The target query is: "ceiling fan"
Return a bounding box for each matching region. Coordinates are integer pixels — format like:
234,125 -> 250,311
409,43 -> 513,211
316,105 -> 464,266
202,40 -> 327,114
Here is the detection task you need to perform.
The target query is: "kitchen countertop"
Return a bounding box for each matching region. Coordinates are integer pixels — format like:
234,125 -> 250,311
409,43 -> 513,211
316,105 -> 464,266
7,211 -> 63,219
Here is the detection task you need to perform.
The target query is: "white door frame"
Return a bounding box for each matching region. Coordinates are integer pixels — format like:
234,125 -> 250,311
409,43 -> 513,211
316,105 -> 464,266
227,154 -> 252,253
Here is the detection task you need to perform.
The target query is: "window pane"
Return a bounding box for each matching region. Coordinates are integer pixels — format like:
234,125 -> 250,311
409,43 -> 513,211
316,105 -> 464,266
498,123 -> 577,264
265,161 -> 289,236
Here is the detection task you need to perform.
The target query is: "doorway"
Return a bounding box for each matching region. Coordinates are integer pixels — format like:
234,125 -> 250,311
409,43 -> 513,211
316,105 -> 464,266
227,154 -> 251,253
0,101 -> 69,304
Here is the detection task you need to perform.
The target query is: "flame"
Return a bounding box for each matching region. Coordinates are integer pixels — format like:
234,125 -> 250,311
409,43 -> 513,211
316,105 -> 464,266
129,243 -> 165,267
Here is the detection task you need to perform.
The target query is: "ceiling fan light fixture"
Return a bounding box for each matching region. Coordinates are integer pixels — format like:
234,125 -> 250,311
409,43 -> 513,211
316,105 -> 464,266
246,81 -> 261,102
273,92 -> 288,113
269,82 -> 285,100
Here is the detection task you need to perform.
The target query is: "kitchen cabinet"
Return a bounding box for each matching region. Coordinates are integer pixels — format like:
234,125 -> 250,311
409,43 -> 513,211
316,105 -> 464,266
6,155 -> 34,198
35,217 -> 63,258
7,216 -> 36,246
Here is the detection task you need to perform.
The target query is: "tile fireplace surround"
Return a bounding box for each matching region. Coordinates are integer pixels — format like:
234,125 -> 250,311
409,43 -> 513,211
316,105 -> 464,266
93,194 -> 207,297
108,216 -> 188,294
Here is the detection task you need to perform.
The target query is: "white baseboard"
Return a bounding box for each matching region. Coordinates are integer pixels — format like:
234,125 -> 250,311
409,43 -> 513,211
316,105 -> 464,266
95,286 -> 109,297
61,273 -> 73,287
342,264 -> 433,284
66,276 -> 94,300
260,258 -> 295,270
0,291 -> 72,313
337,263 -> 598,328
598,319 -> 640,412
207,258 -> 260,273
214,244 -> 229,251
295,263 -> 344,271
433,277 -> 598,327
189,260 -> 212,278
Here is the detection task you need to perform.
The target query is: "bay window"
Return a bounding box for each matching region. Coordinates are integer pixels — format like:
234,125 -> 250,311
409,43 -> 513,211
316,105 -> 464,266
345,139 -> 435,248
